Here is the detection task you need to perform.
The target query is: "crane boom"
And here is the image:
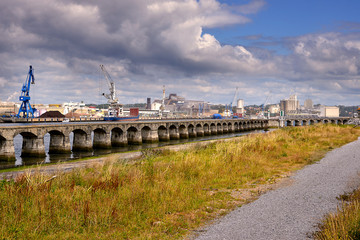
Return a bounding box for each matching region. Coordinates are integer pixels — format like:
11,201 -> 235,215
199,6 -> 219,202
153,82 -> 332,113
16,65 -> 36,118
100,64 -> 118,104
230,87 -> 239,110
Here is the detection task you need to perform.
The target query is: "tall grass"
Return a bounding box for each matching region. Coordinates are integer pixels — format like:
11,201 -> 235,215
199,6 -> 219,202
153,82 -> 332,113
0,125 -> 359,239
314,188 -> 360,240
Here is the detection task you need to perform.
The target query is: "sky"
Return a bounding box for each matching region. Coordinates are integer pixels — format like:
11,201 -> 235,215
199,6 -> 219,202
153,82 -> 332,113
1,0 -> 360,106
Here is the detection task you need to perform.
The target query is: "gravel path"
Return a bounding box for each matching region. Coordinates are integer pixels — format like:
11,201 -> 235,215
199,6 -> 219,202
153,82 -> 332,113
196,138 -> 360,240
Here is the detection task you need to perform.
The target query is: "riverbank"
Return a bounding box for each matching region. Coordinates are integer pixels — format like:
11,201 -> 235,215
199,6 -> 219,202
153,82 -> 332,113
0,125 -> 359,239
0,135 -> 252,180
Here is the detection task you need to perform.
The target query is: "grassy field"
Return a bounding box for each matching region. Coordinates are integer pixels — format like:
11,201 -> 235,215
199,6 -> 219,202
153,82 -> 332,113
1,125 -> 359,239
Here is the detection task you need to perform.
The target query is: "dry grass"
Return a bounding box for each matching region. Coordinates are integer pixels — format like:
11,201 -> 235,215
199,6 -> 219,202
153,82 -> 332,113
314,187 -> 360,240
0,125 -> 359,239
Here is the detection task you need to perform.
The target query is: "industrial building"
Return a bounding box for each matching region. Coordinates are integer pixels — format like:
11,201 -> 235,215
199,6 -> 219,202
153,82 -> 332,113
280,94 -> 300,115
0,101 -> 16,115
320,106 -> 339,117
151,92 -> 211,117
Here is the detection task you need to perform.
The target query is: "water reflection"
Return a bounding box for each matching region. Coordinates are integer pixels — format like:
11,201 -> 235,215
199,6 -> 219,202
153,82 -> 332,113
1,129 -> 267,170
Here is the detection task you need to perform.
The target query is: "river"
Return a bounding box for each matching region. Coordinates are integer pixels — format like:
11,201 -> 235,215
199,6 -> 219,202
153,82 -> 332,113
0,129 -> 266,170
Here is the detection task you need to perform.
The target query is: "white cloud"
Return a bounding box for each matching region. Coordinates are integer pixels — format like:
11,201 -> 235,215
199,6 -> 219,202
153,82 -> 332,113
0,0 -> 360,105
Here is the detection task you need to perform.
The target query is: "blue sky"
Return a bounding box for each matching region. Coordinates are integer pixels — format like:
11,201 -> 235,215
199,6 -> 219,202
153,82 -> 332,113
1,0 -> 360,106
211,1 -> 360,51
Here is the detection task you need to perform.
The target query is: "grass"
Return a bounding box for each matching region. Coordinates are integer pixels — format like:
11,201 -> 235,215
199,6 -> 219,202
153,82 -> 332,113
314,187 -> 360,240
0,124 -> 359,239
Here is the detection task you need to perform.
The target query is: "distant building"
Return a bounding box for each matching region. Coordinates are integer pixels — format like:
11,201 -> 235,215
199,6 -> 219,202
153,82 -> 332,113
151,93 -> 210,117
146,98 -> 151,110
280,94 -> 300,115
0,100 -> 16,115
151,102 -> 162,111
236,99 -> 244,114
320,106 -> 339,117
268,104 -> 280,114
62,101 -> 86,114
304,99 -> 313,109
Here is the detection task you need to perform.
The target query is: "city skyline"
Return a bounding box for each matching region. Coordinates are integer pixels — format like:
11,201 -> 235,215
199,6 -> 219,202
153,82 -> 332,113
1,0 -> 360,106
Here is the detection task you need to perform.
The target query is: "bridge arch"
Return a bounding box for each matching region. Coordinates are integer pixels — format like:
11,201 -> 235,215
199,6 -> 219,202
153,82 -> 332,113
234,122 -> 239,132
0,135 -> 14,160
196,123 -> 204,137
179,125 -> 188,139
16,131 -> 45,157
210,123 -> 217,135
169,125 -> 179,140
217,123 -> 223,134
227,122 -> 233,132
157,125 -> 169,142
188,124 -> 196,138
203,123 -> 210,136
47,130 -> 70,153
240,122 -> 245,131
111,127 -> 127,147
93,128 -> 111,149
286,120 -> 292,127
127,126 -> 142,145
222,122 -> 228,133
72,129 -> 92,151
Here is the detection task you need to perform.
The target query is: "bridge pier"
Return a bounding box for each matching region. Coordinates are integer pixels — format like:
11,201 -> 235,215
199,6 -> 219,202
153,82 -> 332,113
72,130 -> 92,151
217,125 -> 223,134
158,127 -> 169,141
188,125 -> 197,138
93,132 -> 111,149
179,126 -> 189,139
203,125 -> 211,136
21,136 -> 46,157
49,134 -> 71,153
144,129 -> 159,142
210,125 -> 217,135
127,129 -> 142,145
222,124 -> 228,133
0,138 -> 15,161
196,125 -> 204,137
111,128 -> 128,146
169,127 -> 180,140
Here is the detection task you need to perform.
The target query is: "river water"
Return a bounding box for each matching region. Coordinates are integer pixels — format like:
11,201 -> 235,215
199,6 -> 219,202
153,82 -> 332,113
0,130 -> 266,170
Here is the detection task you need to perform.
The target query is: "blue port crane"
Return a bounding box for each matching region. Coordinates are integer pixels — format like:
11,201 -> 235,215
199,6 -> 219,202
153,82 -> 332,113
16,65 -> 36,118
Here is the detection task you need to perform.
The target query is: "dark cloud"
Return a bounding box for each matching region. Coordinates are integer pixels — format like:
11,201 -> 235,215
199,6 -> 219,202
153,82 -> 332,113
0,0 -> 359,106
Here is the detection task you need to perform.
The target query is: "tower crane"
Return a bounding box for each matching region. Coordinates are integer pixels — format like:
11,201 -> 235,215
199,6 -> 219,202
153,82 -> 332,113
16,65 -> 36,118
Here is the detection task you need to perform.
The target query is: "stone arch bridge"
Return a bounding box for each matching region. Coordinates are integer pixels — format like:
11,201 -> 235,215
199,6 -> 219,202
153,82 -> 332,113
282,118 -> 349,127
0,119 -> 269,161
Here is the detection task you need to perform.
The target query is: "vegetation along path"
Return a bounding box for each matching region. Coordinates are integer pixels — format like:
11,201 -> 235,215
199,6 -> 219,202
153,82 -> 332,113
196,130 -> 360,239
1,125 -> 359,239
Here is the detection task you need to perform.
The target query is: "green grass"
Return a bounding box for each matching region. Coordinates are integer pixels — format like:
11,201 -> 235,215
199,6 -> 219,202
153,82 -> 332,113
0,125 -> 359,239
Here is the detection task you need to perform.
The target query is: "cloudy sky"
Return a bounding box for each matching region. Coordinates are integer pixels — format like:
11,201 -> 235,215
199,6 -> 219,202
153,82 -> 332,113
1,0 -> 360,106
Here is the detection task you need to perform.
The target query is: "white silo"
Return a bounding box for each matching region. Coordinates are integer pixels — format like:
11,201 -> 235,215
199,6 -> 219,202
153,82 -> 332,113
236,99 -> 244,114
